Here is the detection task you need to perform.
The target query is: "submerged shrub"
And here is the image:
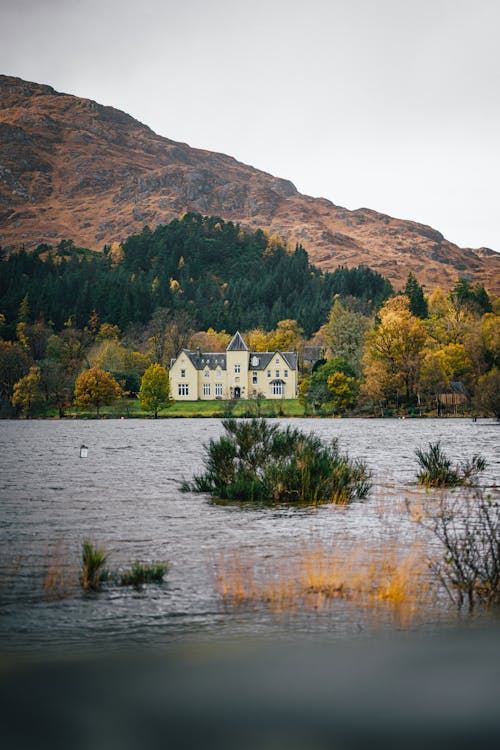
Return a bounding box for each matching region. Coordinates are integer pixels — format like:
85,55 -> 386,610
120,562 -> 169,587
80,540 -> 108,591
415,442 -> 487,487
183,418 -> 371,504
423,492 -> 500,612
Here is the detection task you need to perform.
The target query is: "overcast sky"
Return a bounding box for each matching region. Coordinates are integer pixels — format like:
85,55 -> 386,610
1,0 -> 499,251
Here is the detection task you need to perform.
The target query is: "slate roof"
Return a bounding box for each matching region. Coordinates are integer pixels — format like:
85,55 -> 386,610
172,335 -> 298,372
227,331 -> 249,351
248,351 -> 298,371
179,349 -> 227,371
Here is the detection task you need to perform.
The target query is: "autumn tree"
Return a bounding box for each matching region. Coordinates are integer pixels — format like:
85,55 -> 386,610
246,328 -> 269,352
419,344 -> 473,411
306,357 -> 357,412
267,319 -> 304,353
363,296 -> 427,406
12,366 -> 43,417
323,298 -> 369,374
139,364 -> 172,418
39,360 -> 72,418
190,327 -> 231,352
473,368 -> 500,419
147,308 -> 194,365
74,366 -> 122,416
327,371 -> 359,414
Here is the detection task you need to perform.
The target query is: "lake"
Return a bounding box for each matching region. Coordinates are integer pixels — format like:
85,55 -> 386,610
1,417 -> 498,653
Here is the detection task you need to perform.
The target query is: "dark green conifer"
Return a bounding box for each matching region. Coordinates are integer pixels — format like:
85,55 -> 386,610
404,272 -> 428,318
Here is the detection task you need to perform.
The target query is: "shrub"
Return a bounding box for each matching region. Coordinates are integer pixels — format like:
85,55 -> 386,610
183,418 -> 371,504
80,540 -> 108,591
423,493 -> 500,612
415,442 -> 486,487
120,562 -> 168,587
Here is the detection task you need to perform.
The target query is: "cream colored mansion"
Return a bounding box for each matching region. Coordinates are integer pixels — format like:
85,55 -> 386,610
169,332 -> 298,401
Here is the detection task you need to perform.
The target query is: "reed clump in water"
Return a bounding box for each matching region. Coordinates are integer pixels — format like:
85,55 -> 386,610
183,418 -> 371,504
415,442 -> 486,488
80,540 -> 108,591
119,562 -> 169,587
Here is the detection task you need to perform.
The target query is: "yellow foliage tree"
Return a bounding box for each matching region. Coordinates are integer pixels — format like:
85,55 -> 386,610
74,366 -> 121,417
326,371 -> 358,413
246,328 -> 269,352
139,363 -> 172,418
363,296 -> 427,404
12,366 -> 43,417
267,319 -> 304,353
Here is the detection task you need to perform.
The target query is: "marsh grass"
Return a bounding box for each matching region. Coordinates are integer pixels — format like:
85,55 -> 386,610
184,418 -> 371,505
119,562 -> 169,587
43,544 -> 78,600
80,540 -> 108,591
213,542 -> 436,625
415,442 -> 486,487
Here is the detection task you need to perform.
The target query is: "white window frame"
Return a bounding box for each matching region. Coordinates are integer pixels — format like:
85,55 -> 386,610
204,370 -> 210,378
203,383 -> 211,396
271,381 -> 284,396
178,383 -> 189,396
275,370 -> 280,378
234,364 -> 241,374
215,383 -> 223,397
180,369 -> 186,378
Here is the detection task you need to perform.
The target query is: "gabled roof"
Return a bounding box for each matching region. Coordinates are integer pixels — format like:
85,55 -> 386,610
177,349 -> 227,371
227,331 -> 249,351
248,351 -> 298,371
171,340 -> 298,372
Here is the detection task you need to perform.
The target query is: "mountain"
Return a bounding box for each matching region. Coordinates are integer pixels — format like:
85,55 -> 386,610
1,75 -> 498,293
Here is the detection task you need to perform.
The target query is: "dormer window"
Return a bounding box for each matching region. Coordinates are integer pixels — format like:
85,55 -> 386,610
275,358 -> 279,364
181,369 -> 186,378
204,370 -> 210,378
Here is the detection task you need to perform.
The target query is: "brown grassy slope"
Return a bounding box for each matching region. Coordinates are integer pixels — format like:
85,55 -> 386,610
1,75 -> 498,293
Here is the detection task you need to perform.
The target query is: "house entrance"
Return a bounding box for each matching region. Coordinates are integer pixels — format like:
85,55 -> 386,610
234,387 -> 241,399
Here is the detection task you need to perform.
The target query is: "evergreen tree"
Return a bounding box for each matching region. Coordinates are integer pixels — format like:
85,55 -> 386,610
404,272 -> 428,318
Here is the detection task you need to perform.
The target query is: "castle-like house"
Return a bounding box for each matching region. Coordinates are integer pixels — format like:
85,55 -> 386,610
169,332 -> 298,401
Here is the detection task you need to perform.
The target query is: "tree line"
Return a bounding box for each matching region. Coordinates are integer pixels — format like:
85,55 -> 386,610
0,215 -> 497,419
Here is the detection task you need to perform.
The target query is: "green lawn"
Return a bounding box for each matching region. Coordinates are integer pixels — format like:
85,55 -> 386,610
65,398 -> 306,419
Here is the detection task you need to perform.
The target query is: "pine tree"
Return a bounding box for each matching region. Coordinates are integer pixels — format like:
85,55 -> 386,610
404,273 -> 428,318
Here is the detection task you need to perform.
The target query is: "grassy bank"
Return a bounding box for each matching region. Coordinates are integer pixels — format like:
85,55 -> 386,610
63,398 -> 306,419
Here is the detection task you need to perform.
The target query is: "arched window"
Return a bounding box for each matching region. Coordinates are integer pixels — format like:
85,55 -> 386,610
270,379 -> 285,396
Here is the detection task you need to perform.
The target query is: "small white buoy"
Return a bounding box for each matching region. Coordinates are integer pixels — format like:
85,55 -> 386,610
80,444 -> 88,458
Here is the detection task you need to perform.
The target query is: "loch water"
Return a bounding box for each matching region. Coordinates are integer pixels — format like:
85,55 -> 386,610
0,417 -> 498,653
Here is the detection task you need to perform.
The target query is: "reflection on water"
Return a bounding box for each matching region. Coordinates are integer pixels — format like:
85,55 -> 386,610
0,418 -> 498,652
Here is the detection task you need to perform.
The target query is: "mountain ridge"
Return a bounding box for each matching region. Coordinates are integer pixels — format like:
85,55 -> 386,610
1,74 -> 498,293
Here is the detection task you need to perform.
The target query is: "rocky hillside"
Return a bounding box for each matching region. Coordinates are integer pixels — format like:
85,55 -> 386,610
1,75 -> 498,292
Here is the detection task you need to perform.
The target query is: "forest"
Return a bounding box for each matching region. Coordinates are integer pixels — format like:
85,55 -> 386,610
0,213 -> 392,337
0,213 -> 498,419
